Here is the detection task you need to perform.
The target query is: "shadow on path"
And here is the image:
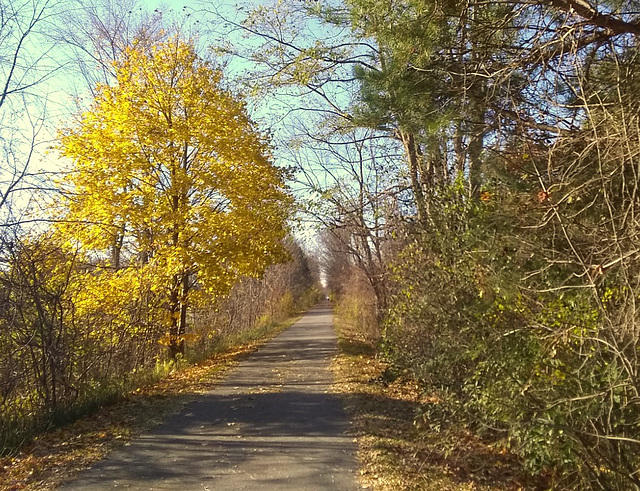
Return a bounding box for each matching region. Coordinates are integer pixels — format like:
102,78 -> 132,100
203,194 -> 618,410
61,304 -> 359,491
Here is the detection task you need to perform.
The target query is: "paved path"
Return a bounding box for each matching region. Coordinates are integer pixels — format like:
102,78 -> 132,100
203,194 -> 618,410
61,303 -> 359,490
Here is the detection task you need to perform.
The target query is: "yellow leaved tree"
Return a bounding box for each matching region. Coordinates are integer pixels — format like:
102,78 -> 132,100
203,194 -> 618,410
59,36 -> 292,359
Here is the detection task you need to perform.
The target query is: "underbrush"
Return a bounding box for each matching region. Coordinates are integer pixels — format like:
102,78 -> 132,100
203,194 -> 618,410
0,287 -> 320,459
0,308 -> 308,490
0,359 -> 178,457
331,335 -> 541,490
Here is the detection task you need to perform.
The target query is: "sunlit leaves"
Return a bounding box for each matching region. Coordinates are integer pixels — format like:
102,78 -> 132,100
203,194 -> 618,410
58,36 -> 292,351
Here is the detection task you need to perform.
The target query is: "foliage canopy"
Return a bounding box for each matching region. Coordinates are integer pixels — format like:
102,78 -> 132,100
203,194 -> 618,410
59,36 -> 292,356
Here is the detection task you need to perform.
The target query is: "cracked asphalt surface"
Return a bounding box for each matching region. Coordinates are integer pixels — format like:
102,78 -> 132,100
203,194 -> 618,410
61,302 -> 359,490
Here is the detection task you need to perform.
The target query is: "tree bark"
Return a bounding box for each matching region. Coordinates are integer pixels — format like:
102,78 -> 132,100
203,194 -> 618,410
399,130 -> 429,223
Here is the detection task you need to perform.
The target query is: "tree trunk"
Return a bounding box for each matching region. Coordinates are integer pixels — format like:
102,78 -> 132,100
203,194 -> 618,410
168,272 -> 190,360
168,277 -> 182,360
468,127 -> 483,198
111,224 -> 125,270
399,130 -> 429,223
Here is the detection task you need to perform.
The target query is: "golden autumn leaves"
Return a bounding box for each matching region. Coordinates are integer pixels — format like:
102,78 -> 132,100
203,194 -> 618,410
58,37 -> 292,357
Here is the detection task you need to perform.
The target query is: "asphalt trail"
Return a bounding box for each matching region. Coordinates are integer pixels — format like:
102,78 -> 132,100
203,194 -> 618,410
61,302 -> 359,490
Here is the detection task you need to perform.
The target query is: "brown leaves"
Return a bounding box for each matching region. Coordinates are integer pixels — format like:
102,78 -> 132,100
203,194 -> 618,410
0,329 -> 281,491
537,190 -> 551,203
331,347 -> 536,490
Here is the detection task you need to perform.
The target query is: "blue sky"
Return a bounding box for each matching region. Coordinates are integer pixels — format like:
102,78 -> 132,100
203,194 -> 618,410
9,0 -> 337,246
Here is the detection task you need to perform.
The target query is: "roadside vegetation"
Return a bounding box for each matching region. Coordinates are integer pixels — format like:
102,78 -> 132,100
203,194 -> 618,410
331,330 -> 542,490
0,287 -> 319,490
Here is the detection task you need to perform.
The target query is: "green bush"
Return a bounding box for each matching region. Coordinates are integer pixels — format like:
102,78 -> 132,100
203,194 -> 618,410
383,179 -> 640,489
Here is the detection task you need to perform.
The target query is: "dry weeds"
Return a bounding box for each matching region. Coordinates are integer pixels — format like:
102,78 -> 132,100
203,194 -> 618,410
0,320 -> 295,491
331,337 -> 542,490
